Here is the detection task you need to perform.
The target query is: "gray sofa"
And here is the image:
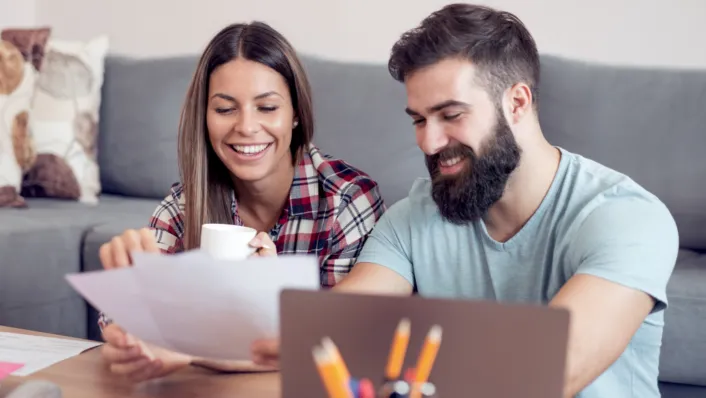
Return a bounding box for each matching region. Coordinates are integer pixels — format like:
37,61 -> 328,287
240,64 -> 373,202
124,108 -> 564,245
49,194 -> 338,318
0,52 -> 703,397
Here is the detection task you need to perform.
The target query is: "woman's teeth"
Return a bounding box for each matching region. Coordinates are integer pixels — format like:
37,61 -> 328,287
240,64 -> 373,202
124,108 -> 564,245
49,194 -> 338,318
231,144 -> 269,155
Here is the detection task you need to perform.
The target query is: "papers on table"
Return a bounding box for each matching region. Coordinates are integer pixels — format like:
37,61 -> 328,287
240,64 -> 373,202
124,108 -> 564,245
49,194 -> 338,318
0,332 -> 101,376
66,251 -> 319,361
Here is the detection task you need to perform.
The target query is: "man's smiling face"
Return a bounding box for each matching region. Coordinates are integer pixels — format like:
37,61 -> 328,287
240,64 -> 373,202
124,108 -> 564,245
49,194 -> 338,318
404,57 -> 522,224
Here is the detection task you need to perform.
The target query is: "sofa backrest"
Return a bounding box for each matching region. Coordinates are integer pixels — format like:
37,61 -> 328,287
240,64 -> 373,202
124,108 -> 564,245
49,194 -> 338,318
97,53 -> 705,250
98,55 -> 196,199
537,55 -> 706,251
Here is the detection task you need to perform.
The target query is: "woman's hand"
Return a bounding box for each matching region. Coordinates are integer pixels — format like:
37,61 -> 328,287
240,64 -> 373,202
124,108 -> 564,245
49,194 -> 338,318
248,232 -> 277,257
99,228 -> 159,269
101,324 -> 191,382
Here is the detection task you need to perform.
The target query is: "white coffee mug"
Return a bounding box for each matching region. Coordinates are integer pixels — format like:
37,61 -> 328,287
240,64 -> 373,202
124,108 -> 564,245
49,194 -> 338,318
200,224 -> 258,261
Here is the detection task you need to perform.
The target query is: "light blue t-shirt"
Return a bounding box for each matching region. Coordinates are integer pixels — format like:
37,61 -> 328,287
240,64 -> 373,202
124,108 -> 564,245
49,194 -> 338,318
356,147 -> 679,398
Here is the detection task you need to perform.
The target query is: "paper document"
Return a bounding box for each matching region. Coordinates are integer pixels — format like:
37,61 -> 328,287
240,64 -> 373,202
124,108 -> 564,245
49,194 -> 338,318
66,251 -> 319,361
0,332 -> 101,376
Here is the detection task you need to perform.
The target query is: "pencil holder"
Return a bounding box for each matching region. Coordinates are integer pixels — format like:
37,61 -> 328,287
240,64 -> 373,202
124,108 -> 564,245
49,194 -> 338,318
312,319 -> 442,398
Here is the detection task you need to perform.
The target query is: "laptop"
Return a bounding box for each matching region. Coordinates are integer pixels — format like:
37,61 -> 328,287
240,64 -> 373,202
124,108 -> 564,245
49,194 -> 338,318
279,289 -> 570,398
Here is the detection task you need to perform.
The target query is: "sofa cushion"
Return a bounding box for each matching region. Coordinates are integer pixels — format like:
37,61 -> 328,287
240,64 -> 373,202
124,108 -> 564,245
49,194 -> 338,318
660,251 -> 706,385
98,55 -> 196,199
0,195 -> 159,338
537,55 -> 706,250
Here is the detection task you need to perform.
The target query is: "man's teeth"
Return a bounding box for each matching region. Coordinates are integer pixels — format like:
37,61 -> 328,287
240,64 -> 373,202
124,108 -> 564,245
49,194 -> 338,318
440,156 -> 462,167
232,144 -> 269,154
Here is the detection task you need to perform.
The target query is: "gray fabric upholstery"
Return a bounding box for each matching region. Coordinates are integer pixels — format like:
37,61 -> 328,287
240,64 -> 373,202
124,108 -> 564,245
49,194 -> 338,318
537,55 -> 706,251
301,56 -> 428,206
660,382 -> 706,398
660,251 -> 706,385
98,55 -> 196,199
0,209 -> 87,339
0,196 -> 159,338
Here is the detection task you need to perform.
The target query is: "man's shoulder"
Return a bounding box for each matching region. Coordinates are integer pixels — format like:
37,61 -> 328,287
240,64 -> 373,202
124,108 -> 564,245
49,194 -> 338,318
559,149 -> 667,218
557,148 -> 676,243
377,178 -> 443,228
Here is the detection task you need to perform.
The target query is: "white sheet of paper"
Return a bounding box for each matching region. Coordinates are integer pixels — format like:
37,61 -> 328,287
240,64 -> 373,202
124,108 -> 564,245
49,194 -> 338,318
65,266 -> 170,349
66,252 -> 319,361
0,332 -> 101,376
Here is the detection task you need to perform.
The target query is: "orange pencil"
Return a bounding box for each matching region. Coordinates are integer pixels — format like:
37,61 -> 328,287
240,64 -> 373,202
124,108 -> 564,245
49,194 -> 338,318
384,318 -> 411,380
410,324 -> 443,398
313,345 -> 352,398
321,336 -> 351,381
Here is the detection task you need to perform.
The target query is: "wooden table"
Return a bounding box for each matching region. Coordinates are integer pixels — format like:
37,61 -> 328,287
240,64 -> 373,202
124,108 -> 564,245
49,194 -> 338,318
0,326 -> 280,397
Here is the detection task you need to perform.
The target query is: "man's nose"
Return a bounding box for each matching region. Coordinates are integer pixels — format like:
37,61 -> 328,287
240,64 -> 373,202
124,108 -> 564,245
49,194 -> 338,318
417,122 -> 449,155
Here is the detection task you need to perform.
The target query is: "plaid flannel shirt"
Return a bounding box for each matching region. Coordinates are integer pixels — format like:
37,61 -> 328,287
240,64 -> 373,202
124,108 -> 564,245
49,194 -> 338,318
150,144 -> 386,285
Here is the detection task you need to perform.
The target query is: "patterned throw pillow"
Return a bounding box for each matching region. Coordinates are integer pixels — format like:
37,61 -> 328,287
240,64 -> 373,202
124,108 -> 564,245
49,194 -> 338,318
0,27 -> 51,208
23,35 -> 109,204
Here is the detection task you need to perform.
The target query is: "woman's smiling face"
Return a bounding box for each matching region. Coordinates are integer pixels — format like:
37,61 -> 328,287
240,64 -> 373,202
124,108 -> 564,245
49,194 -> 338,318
206,57 -> 297,183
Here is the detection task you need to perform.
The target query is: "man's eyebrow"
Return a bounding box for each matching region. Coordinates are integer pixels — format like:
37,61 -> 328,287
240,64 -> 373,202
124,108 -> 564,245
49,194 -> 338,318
405,99 -> 471,116
429,99 -> 471,113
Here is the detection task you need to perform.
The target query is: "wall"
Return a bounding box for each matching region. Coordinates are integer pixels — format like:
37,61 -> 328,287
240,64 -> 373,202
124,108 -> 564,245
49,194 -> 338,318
0,0 -> 36,29
5,0 -> 705,68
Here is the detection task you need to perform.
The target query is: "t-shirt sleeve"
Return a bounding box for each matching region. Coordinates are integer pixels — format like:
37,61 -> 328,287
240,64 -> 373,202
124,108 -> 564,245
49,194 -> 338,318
355,198 -> 415,285
570,196 -> 679,313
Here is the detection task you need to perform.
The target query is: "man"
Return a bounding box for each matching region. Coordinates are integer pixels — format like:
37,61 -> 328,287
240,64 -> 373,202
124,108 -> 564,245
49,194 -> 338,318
252,3 -> 679,397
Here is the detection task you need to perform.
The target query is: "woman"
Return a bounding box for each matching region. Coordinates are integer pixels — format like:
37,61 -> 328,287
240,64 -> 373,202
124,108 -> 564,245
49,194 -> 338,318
97,21 -> 386,381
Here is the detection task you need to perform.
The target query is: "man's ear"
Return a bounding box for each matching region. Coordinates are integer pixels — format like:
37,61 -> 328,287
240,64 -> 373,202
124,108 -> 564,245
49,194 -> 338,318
507,82 -> 533,124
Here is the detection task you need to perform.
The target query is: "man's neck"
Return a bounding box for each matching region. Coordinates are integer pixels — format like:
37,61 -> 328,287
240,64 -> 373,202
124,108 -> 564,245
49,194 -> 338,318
232,156 -> 296,232
483,132 -> 562,243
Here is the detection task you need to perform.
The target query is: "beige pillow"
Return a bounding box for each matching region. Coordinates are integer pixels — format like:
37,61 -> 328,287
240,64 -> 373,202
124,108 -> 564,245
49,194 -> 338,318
0,27 -> 51,208
24,35 -> 108,204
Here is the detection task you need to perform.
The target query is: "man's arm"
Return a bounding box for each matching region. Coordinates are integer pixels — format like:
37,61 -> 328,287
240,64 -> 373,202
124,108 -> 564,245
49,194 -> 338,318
550,197 -> 679,397
333,261 -> 413,295
549,274 -> 655,397
334,197 -> 417,295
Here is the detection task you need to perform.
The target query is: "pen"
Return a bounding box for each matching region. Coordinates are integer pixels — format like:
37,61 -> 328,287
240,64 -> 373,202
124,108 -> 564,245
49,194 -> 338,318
410,325 -> 442,398
384,318 -> 411,380
313,345 -> 353,398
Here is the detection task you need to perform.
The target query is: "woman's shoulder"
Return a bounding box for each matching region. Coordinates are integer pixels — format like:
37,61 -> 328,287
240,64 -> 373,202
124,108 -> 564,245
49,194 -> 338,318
152,182 -> 186,216
304,144 -> 381,198
165,182 -> 186,204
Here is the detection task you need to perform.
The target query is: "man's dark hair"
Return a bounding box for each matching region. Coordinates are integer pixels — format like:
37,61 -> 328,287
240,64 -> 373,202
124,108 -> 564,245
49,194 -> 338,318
388,3 -> 540,107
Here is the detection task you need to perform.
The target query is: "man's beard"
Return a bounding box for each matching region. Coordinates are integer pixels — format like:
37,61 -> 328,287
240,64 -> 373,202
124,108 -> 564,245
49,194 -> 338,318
425,114 -> 522,225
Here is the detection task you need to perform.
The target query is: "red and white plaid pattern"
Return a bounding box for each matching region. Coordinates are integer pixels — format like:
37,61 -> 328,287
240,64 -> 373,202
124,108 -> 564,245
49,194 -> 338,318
98,144 -> 385,330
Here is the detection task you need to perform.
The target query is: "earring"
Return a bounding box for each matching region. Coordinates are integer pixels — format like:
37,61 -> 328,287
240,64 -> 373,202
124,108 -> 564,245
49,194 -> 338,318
293,120 -> 299,128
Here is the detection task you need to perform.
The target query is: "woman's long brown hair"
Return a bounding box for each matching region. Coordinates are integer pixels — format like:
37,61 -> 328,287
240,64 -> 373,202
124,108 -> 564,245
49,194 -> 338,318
177,22 -> 315,250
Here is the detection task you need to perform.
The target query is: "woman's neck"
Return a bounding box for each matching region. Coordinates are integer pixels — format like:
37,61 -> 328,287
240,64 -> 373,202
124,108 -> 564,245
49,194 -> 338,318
232,155 -> 296,232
